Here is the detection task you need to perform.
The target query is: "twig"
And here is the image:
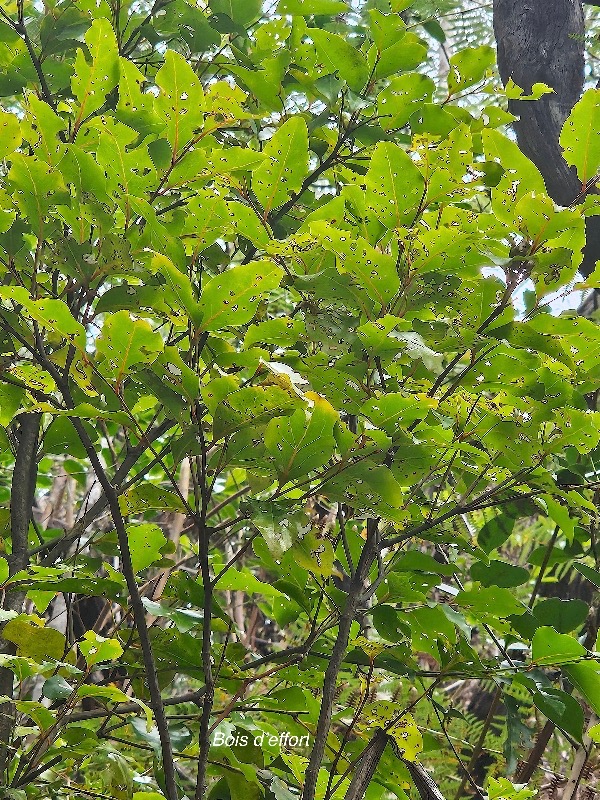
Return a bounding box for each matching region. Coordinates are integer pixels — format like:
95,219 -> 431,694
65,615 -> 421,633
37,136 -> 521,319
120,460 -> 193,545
301,519 -> 380,800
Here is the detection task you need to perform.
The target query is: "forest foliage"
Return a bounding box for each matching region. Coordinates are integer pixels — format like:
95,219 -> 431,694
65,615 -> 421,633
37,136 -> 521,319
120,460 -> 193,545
0,1 -> 600,799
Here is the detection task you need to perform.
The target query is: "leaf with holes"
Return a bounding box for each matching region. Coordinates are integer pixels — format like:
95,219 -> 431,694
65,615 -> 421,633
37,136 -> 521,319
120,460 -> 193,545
560,88 -> 600,184
265,394 -> 338,482
116,58 -> 164,137
252,118 -> 309,214
7,154 -> 67,230
198,260 -> 284,332
447,45 -> 494,95
365,142 -> 424,229
359,702 -> 422,762
72,18 -> 119,122
0,111 -> 21,158
127,524 -> 168,574
293,530 -> 334,577
155,50 -> 205,154
378,74 -> 435,131
79,631 -> 124,667
311,221 -> 400,305
310,29 -> 369,92
96,310 -> 164,388
213,384 -> 302,440
321,460 -> 404,514
119,485 -> 187,516
0,287 -> 86,350
362,393 -> 437,436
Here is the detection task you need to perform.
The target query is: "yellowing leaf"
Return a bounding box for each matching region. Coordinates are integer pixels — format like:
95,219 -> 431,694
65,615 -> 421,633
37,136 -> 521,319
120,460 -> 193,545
3,617 -> 66,661
359,702 -> 423,762
352,636 -> 389,660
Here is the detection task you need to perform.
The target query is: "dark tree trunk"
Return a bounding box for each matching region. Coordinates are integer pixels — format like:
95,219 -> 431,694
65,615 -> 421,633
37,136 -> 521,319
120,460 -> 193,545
493,0 -> 600,277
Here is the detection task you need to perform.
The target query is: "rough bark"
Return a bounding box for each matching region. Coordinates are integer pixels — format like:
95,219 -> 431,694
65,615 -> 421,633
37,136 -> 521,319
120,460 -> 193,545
493,0 -> 600,277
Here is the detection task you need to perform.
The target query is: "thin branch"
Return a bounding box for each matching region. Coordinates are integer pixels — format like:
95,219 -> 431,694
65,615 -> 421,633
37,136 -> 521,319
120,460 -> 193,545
301,518 -> 380,800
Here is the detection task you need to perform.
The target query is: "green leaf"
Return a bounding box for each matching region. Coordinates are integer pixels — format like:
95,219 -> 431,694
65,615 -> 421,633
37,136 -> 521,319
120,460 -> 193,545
544,495 -> 575,542
127,523 -> 168,573
0,110 -> 21,158
278,0 -> 347,12
487,778 -> 536,800
483,129 -> 546,218
155,50 -> 205,153
119,484 -> 186,516
7,154 -> 67,229
0,383 -> 24,427
563,662 -> 600,717
574,562 -> 600,588
456,587 -> 526,620
447,45 -> 494,94
470,561 -> 529,588
365,142 -> 425,229
533,598 -> 588,634
531,627 -> 586,666
141,599 -> 204,633
79,631 -> 124,667
309,29 -> 369,92
42,675 -> 74,700
477,511 -> 517,554
211,0 -> 262,26
378,74 -> 435,131
72,18 -> 119,122
375,33 -> 428,80
198,261 -> 284,331
265,394 -> 337,482
216,569 -> 287,599
560,88 -> 600,184
150,252 -> 203,327
252,118 -> 309,214
96,310 -> 164,388
532,688 -> 584,742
